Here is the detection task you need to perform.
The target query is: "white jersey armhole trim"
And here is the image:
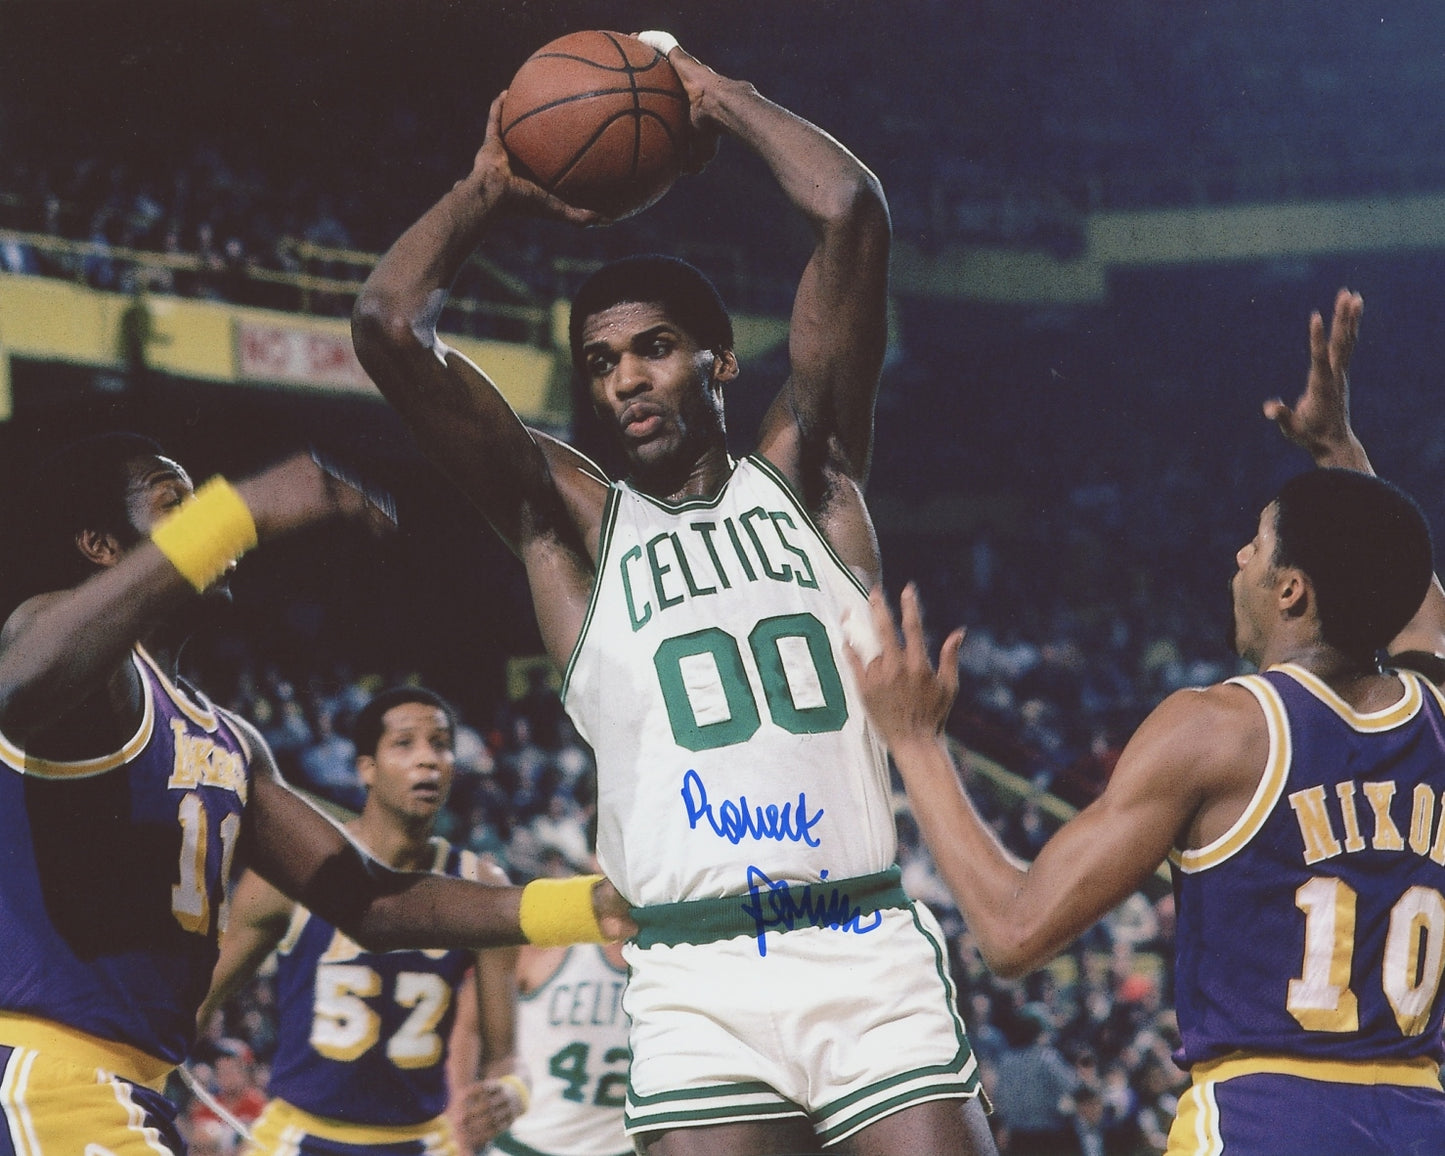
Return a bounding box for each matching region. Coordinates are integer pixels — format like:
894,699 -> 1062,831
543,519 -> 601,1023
1171,674 -> 1290,873
275,903 -> 312,956
1417,672 -> 1445,718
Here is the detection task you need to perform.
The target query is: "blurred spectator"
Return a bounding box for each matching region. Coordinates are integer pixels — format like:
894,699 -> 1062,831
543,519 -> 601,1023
992,1010 -> 1077,1155
187,1038 -> 267,1135
187,1118 -> 237,1156
295,708 -> 364,812
528,790 -> 591,873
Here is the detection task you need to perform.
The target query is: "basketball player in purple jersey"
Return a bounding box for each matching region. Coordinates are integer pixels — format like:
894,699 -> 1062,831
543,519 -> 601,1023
200,686 -> 527,1155
0,439 -> 630,1155
355,28 -> 994,1156
848,289 -> 1445,1156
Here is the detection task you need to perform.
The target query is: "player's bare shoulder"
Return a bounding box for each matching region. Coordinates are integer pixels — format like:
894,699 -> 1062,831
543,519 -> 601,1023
1158,680 -> 1270,771
1150,679 -> 1274,850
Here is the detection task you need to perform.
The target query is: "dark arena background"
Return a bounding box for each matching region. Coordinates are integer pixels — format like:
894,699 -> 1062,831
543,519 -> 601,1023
5,2 -> 1445,1151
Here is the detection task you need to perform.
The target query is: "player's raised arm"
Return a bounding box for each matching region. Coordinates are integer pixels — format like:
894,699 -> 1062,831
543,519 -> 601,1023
352,96 -> 607,559
844,586 -> 1225,978
1263,289 -> 1445,675
646,35 -> 891,491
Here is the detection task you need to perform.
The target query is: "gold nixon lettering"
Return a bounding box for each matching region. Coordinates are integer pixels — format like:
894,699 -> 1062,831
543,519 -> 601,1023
1411,784 -> 1437,857
1364,782 -> 1405,851
1290,786 -> 1343,865
1291,779 -> 1445,866
1336,781 -> 1367,853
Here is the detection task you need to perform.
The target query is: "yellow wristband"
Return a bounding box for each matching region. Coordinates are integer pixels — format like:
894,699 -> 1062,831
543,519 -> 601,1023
497,1073 -> 531,1115
150,477 -> 258,592
518,875 -> 606,946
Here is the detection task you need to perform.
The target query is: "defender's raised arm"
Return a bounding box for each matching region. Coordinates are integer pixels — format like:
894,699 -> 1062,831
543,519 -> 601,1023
1264,288 -> 1445,674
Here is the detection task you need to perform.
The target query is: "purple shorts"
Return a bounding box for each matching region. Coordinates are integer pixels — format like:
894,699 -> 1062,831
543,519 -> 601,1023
1170,1069 -> 1445,1156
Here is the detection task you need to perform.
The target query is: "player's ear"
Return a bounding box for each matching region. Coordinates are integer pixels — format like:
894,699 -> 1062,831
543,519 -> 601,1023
1278,568 -> 1312,620
75,528 -> 123,568
712,350 -> 738,384
356,754 -> 377,789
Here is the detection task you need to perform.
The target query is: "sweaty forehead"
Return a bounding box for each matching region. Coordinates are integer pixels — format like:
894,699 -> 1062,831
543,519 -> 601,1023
579,301 -> 676,348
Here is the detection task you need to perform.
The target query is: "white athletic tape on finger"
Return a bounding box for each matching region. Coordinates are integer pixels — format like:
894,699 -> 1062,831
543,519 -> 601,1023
841,604 -> 883,665
637,30 -> 680,57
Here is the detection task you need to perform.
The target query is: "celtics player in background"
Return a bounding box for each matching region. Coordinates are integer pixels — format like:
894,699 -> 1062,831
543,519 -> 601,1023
848,296 -> 1445,1156
353,28 -> 993,1156
472,833 -> 630,1156
200,686 -> 528,1154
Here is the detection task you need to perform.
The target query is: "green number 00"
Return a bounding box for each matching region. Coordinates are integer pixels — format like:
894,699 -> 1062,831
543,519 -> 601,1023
653,612 -> 848,752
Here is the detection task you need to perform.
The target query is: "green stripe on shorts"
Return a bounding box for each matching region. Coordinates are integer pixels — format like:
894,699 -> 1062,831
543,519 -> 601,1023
625,1079 -> 808,1134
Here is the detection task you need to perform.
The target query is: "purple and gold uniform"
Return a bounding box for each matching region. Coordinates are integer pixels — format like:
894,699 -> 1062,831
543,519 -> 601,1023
1168,663 -> 1445,1156
0,645 -> 250,1155
245,840 -> 479,1156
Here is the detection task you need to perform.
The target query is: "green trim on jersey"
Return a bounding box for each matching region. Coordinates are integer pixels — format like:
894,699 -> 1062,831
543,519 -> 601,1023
745,453 -> 871,599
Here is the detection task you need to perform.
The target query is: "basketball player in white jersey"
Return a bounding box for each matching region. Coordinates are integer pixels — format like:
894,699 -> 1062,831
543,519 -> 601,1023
354,32 -> 994,1156
478,852 -> 631,1156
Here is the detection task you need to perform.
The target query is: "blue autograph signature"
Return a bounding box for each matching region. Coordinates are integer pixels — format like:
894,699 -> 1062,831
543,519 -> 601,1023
682,768 -> 823,847
740,866 -> 883,957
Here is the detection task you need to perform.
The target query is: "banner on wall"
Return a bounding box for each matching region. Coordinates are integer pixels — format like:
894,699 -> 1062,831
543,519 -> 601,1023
235,319 -> 377,395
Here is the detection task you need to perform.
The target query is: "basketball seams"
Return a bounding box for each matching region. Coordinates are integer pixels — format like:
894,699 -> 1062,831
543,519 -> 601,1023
549,110 -> 681,189
500,86 -> 686,136
526,52 -> 672,77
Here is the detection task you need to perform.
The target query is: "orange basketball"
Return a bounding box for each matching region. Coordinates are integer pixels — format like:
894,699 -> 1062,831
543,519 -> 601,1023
499,31 -> 690,220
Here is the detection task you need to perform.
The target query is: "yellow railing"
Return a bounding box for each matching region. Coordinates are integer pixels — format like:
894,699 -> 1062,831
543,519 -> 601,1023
953,736 -> 1172,892
0,229 -> 552,346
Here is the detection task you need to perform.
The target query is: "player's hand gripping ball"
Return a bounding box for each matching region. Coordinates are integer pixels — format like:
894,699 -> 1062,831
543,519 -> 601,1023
499,30 -> 691,220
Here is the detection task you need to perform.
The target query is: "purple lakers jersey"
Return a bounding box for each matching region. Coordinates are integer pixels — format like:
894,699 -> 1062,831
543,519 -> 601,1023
0,646 -> 251,1065
1172,664 -> 1445,1067
266,839 -> 479,1126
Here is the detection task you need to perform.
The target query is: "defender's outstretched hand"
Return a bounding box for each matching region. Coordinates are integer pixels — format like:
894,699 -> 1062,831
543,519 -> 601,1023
843,584 -> 965,755
1262,288 -> 1369,469
234,451 -> 397,541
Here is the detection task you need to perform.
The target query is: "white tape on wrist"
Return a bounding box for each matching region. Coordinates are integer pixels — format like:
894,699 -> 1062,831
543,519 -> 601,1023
637,30 -> 680,57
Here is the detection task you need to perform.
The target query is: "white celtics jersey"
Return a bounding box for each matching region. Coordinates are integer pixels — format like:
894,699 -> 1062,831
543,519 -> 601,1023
563,455 -> 897,906
500,947 -> 631,1156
